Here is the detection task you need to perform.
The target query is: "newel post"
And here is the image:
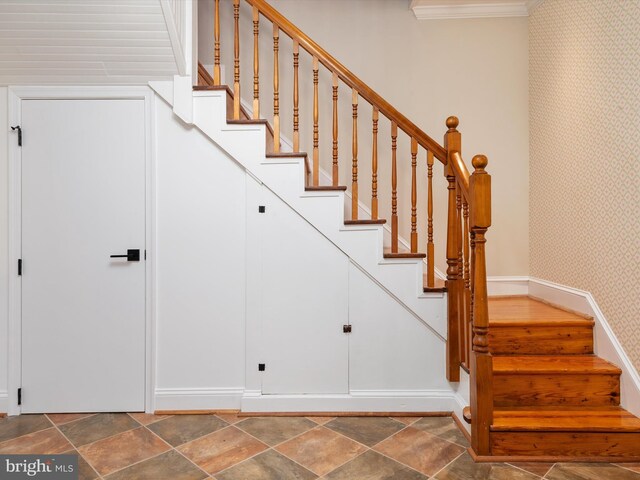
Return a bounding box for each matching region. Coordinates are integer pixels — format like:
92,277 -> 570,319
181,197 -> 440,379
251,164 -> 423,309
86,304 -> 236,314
469,154 -> 492,456
444,116 -> 461,382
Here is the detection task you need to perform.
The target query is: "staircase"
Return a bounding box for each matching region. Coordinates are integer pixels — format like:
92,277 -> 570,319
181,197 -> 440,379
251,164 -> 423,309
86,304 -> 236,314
186,0 -> 640,463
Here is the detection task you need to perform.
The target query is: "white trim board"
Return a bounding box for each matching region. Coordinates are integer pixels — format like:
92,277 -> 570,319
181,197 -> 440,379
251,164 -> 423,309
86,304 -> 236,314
155,388 -> 243,411
410,0 -> 543,20
241,390 -> 458,413
529,277 -> 640,417
7,86 -> 157,416
0,392 -> 8,414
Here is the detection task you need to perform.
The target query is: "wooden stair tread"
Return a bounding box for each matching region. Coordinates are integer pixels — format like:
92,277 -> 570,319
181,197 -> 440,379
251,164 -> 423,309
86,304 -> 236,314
493,355 -> 621,375
489,297 -> 593,326
266,152 -> 308,158
345,219 -> 387,225
305,185 -> 348,191
492,407 -> 640,432
422,275 -> 446,293
383,248 -> 426,259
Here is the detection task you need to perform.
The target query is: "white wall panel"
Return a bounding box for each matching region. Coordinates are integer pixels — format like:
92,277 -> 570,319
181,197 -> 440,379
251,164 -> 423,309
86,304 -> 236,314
348,264 -> 448,392
155,97 -> 245,400
0,88 -> 7,412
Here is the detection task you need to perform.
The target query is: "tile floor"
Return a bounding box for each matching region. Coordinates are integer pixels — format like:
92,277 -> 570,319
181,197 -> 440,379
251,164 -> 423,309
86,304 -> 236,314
1,413 -> 639,479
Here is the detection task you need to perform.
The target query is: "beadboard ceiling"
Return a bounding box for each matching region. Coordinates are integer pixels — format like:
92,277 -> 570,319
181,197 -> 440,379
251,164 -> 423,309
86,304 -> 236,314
0,0 -> 179,85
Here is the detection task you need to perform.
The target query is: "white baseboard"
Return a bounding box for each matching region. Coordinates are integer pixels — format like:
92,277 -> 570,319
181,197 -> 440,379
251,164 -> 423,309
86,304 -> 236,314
0,391 -> 8,415
154,388 -> 243,411
529,277 -> 640,417
487,276 -> 529,296
241,389 -> 458,413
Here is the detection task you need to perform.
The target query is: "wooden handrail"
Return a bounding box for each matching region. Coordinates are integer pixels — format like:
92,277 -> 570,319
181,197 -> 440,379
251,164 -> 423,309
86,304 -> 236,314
244,0 -> 447,164
450,151 -> 470,199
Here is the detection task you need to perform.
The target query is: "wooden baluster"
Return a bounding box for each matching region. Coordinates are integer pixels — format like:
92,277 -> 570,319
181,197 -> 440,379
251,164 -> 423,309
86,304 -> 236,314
351,89 -> 358,220
332,72 -> 339,186
233,0 -> 240,120
469,154 -> 492,456
463,199 -> 471,368
411,138 -> 418,252
427,150 -> 435,287
371,107 -> 379,220
444,116 -> 461,382
213,0 -> 221,85
273,24 -> 280,152
252,6 -> 259,119
312,56 -> 319,186
456,185 -> 464,367
293,41 -> 299,153
391,122 -> 398,252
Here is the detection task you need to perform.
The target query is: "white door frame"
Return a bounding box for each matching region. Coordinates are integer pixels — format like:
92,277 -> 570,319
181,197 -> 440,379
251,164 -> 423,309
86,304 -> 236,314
7,86 -> 156,416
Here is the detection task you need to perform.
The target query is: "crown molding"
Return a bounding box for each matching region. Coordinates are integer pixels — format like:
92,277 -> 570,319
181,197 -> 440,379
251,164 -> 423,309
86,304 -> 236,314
410,0 -> 544,20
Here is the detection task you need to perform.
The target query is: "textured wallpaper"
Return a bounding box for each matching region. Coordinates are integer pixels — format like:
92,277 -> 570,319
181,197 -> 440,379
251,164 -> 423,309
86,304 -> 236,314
529,1 -> 640,369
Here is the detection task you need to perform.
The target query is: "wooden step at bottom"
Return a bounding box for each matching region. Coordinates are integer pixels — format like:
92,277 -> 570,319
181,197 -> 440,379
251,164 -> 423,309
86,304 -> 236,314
422,276 -> 446,293
305,185 -> 347,191
493,356 -> 621,407
344,219 -> 387,225
383,249 -> 426,259
492,406 -> 640,432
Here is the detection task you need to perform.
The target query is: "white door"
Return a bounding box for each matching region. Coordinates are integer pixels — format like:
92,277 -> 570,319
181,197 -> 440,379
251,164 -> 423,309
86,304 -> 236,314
257,186 -> 349,394
21,99 -> 146,413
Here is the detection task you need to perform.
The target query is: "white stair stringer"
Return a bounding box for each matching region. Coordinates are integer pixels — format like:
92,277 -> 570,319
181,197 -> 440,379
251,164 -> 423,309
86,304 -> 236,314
190,89 -> 447,339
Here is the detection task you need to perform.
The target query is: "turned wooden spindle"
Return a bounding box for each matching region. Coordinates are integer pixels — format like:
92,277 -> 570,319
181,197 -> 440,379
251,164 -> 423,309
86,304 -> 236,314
233,0 -> 240,120
371,107 -> 379,220
213,0 -> 221,85
463,199 -> 471,367
391,121 -> 399,252
293,40 -> 299,152
410,138 -> 418,252
273,24 -> 280,152
312,56 -> 319,186
469,153 -> 492,456
351,89 -> 359,220
444,115 -> 461,382
252,6 -> 259,119
427,150 -> 435,288
456,185 -> 464,365
332,72 -> 339,186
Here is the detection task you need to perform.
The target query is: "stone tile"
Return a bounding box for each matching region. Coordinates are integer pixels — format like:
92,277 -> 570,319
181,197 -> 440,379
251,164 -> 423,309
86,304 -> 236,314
374,426 -> 464,476
325,450 -> 427,480
0,414 -> 52,443
59,413 -> 139,447
435,453 -> 539,480
0,427 -> 72,454
216,413 -> 243,424
509,462 -> 556,477
391,416 -> 421,425
306,416 -> 335,425
128,412 -> 171,426
78,427 -> 170,476
324,417 -> 406,447
216,450 -> 317,480
178,426 -> 268,475
47,413 -> 94,426
105,450 -> 208,480
275,426 -> 367,476
411,416 -> 470,447
147,414 -> 228,447
63,450 -> 99,480
236,417 -> 317,446
545,463 -> 640,480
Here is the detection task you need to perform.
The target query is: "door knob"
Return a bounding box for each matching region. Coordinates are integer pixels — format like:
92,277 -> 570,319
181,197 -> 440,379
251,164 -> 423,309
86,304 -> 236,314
110,249 -> 140,262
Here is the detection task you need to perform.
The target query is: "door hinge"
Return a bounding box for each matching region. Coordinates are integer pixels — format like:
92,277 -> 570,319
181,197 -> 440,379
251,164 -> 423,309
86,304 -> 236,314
18,259 -> 22,276
11,126 -> 22,146
17,388 -> 22,406
258,363 -> 265,371
258,206 -> 266,213
343,324 -> 352,333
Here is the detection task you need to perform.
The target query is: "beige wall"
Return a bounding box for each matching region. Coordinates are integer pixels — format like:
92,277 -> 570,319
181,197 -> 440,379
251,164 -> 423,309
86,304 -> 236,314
198,0 -> 529,276
529,1 -> 640,369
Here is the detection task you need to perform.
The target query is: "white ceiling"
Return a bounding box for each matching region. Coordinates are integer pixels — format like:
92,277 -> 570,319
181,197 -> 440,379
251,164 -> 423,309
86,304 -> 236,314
410,0 -> 544,20
0,0 -> 179,85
